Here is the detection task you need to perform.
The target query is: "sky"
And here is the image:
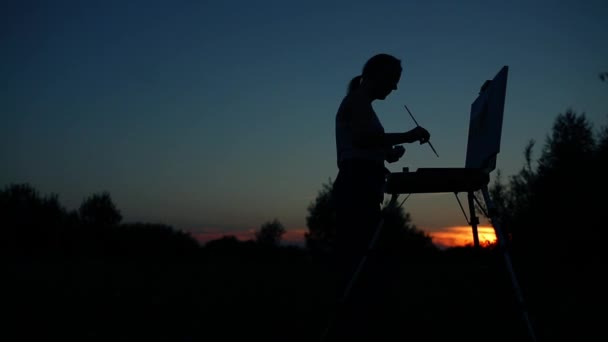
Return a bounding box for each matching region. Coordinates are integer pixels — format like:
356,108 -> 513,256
2,0 -> 607,247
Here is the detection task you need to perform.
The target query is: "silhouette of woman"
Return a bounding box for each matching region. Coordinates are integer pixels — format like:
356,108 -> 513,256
328,53 -> 430,340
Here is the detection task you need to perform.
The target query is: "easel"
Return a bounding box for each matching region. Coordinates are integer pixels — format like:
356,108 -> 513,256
381,95 -> 539,340
322,176 -> 539,342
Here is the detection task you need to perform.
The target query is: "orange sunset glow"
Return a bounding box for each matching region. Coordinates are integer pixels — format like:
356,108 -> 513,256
429,226 -> 497,249
193,226 -> 496,249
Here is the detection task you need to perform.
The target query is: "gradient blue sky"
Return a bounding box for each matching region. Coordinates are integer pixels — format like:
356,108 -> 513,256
2,0 -> 607,242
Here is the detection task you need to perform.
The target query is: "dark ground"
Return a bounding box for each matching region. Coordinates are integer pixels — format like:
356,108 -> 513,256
3,246 -> 546,342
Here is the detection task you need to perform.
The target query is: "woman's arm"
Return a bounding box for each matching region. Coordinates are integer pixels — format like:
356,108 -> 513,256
348,98 -> 431,148
382,129 -> 428,146
353,116 -> 430,148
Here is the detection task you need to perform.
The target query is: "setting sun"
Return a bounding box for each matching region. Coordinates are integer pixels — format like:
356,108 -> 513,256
429,226 -> 497,249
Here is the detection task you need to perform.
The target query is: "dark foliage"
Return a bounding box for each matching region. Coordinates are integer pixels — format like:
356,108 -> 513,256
304,178 -> 438,259
254,218 -> 286,246
304,179 -> 336,254
488,110 -> 607,341
0,183 -> 200,260
79,191 -> 122,227
1,183 -> 531,341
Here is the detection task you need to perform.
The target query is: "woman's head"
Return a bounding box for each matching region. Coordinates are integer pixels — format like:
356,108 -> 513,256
347,53 -> 402,99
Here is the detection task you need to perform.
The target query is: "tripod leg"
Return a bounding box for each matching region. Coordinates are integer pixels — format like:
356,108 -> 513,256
467,191 -> 481,248
480,186 -> 539,342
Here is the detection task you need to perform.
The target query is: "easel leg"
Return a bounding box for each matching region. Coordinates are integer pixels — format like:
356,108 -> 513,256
480,186 -> 539,342
467,191 -> 480,248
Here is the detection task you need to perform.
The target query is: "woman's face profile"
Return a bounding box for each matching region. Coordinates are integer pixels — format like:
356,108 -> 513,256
374,69 -> 401,100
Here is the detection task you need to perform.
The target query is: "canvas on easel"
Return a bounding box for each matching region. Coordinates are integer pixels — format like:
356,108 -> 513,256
465,65 -> 509,171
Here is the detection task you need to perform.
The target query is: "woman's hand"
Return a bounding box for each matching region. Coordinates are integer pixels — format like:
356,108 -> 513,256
409,126 -> 431,144
386,145 -> 406,163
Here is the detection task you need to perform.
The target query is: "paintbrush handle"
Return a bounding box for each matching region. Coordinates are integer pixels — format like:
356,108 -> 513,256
404,104 -> 420,126
404,104 -> 439,158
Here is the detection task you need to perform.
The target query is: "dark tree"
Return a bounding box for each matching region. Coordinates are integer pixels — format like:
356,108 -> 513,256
79,191 -> 122,226
304,179 -> 436,256
377,197 -> 437,257
488,110 -> 600,258
304,179 -> 336,254
487,110 -> 607,342
0,183 -> 70,255
113,222 -> 201,259
537,110 -> 595,174
254,219 -> 286,246
488,140 -> 537,239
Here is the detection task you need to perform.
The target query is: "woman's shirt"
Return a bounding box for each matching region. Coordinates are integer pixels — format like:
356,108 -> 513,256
335,89 -> 386,168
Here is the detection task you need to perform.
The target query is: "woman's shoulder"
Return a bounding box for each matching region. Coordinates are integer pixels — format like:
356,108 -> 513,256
338,91 -> 372,118
340,91 -> 371,111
